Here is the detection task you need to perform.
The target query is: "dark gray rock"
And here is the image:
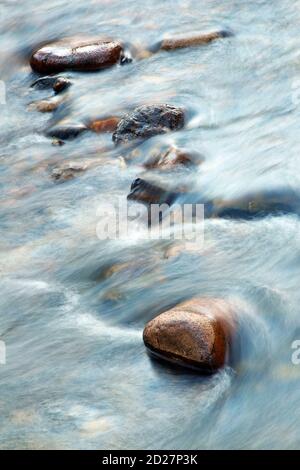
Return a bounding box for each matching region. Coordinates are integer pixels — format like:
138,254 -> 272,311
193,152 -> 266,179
46,123 -> 87,140
112,104 -> 185,145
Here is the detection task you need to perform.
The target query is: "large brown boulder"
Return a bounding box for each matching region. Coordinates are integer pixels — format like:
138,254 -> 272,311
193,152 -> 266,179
30,38 -> 123,74
143,298 -> 235,373
112,104 -> 185,145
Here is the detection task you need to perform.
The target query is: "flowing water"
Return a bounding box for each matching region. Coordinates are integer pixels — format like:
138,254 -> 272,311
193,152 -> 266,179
1,0 -> 300,450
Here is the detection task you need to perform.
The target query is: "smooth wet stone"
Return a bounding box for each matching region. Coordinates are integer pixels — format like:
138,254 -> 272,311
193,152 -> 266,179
153,30 -> 233,52
53,77 -> 72,93
51,162 -> 88,182
30,38 -> 123,74
88,117 -> 120,133
143,298 -> 234,372
46,123 -> 87,140
112,104 -> 185,145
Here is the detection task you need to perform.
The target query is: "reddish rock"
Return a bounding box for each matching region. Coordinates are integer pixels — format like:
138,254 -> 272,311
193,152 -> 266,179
30,38 -> 123,74
143,298 -> 235,373
112,104 -> 185,145
88,117 -> 120,133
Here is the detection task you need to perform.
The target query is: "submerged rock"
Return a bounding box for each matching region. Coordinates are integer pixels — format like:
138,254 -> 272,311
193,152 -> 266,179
143,298 -> 234,372
88,117 -> 120,133
46,123 -> 87,140
144,146 -> 201,170
127,178 -> 177,206
31,76 -> 59,89
112,104 -> 185,145
51,162 -> 88,182
30,38 -> 123,74
128,178 -> 300,220
31,75 -> 71,93
152,30 -> 233,52
28,98 -> 61,113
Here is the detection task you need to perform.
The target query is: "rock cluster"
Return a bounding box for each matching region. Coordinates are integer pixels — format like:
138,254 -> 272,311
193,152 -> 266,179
28,31 -> 242,375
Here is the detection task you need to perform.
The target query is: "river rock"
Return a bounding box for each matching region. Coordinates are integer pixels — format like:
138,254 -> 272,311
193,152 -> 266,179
28,98 -> 61,113
112,104 -> 185,145
51,162 -> 88,182
144,146 -> 195,170
53,77 -> 72,93
30,38 -> 124,74
31,76 -> 59,89
31,75 -> 71,93
88,117 -> 120,133
143,298 -> 234,372
156,30 -> 233,52
127,178 -> 177,206
46,123 -> 87,140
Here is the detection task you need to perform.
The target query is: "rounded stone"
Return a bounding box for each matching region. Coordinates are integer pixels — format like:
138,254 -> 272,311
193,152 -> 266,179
143,298 -> 234,373
53,77 -> 72,93
30,38 -> 123,74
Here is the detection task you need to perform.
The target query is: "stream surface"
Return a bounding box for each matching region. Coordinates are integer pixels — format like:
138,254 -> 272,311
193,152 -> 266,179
1,0 -> 300,450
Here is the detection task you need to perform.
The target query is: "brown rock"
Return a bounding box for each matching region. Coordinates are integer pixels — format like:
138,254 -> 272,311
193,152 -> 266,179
30,38 -> 123,74
144,146 -> 194,170
143,298 -> 234,372
28,98 -> 61,113
112,104 -> 185,145
127,178 -> 177,206
88,117 -> 120,133
159,30 -> 233,51
53,77 -> 72,93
